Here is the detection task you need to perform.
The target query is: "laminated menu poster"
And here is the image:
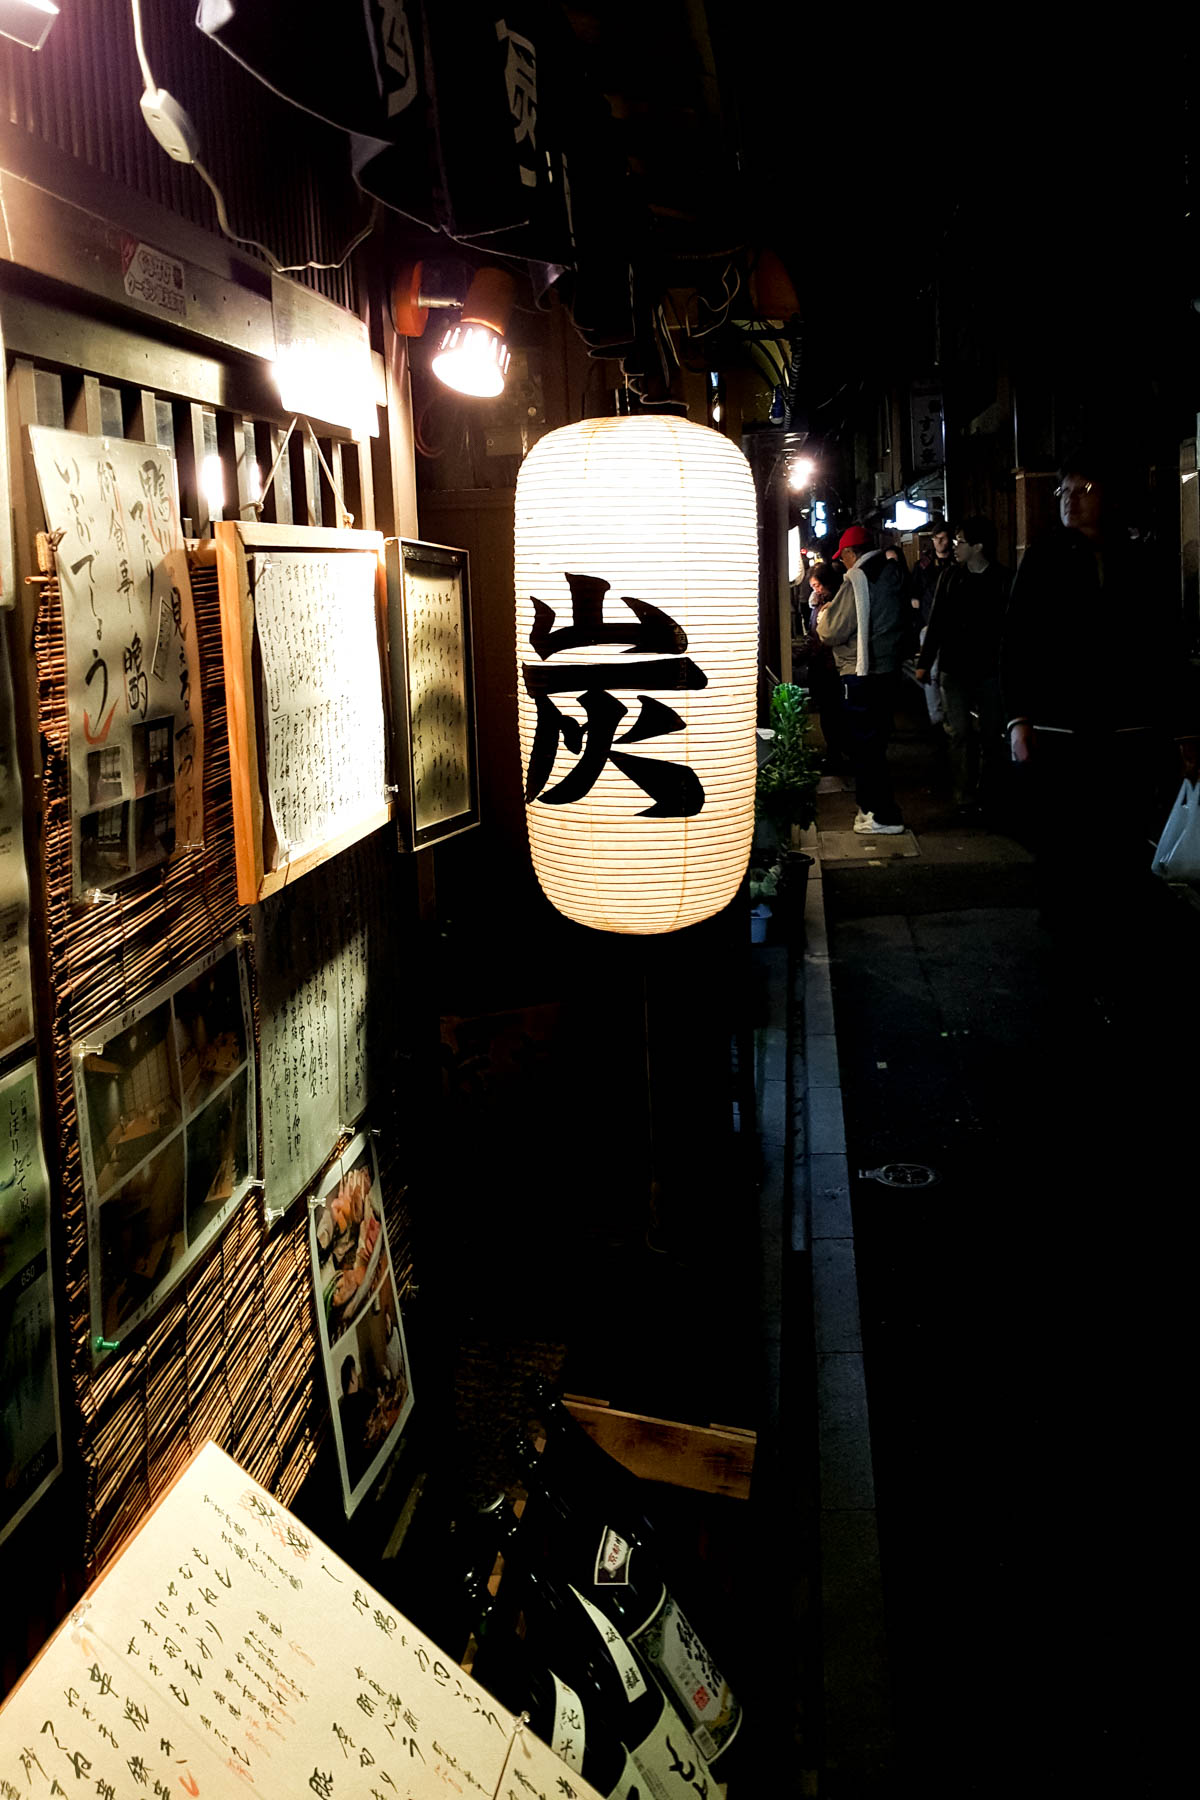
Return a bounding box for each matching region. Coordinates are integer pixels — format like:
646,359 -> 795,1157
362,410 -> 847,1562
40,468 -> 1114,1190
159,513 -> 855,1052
74,940 -> 256,1360
254,832 -> 399,1216
308,1133 -> 414,1516
0,1440 -> 606,1800
251,547 -> 387,870
0,1059 -> 62,1549
402,552 -> 473,836
29,428 -> 204,898
0,631 -> 34,1055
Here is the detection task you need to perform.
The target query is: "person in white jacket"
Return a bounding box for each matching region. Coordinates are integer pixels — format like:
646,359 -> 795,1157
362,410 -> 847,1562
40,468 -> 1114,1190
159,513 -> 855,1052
816,525 -> 907,834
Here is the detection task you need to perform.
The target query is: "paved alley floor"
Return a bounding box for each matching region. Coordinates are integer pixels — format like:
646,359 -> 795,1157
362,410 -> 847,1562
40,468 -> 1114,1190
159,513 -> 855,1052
811,708 -> 1195,1797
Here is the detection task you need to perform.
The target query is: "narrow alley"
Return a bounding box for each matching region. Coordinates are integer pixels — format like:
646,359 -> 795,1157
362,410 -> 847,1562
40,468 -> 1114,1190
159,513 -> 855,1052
799,696 -> 1195,1796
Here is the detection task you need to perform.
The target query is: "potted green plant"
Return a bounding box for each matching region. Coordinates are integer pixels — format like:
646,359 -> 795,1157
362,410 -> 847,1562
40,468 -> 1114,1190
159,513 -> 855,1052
750,682 -> 820,926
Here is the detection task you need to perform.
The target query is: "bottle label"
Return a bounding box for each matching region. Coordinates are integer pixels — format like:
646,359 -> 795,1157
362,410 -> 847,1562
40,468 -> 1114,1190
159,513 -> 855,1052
549,1671 -> 586,1771
594,1526 -> 632,1586
611,1742 -> 647,1800
627,1700 -> 713,1800
608,1747 -> 646,1800
630,1594 -> 742,1763
569,1585 -> 648,1700
592,1528 -> 665,1637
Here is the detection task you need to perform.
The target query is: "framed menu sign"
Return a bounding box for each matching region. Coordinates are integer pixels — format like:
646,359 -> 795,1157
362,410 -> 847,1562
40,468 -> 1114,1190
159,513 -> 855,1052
384,539 -> 480,851
28,428 -> 204,899
211,521 -> 392,905
0,1441 -> 609,1800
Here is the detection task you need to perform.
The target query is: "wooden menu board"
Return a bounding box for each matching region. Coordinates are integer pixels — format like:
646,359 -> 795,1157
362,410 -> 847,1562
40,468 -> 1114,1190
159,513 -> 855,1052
0,1441 -> 606,1800
212,522 -> 392,905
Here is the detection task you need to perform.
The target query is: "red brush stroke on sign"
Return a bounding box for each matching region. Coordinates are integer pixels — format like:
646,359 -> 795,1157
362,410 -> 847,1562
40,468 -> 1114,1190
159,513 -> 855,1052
83,701 -> 118,745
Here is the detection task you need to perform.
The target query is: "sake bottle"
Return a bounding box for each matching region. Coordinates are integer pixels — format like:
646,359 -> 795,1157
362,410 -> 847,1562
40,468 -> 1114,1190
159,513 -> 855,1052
523,1379 -> 745,1773
510,1558 -> 716,1800
470,1612 -> 642,1800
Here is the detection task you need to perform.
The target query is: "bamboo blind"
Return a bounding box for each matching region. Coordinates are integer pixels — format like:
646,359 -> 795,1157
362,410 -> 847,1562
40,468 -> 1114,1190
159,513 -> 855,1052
34,554 -> 414,1577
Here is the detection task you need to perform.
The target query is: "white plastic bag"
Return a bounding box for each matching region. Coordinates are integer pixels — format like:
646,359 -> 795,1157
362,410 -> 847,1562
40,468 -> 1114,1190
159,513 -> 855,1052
1151,782 -> 1190,876
1153,780 -> 1200,881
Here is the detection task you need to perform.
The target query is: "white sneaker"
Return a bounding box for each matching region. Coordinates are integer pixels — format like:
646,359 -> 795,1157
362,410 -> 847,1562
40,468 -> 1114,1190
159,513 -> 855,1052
853,809 -> 875,833
857,816 -> 905,836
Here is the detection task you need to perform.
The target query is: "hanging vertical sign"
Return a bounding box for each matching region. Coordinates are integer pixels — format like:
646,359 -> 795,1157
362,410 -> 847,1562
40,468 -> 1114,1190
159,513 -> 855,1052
910,387 -> 945,474
29,428 -> 204,897
514,415 -> 759,934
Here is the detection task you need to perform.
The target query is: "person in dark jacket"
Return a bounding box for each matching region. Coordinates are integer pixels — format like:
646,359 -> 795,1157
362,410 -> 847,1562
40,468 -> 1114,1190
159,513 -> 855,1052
911,515 -> 955,729
1000,451 -> 1200,919
916,515 -> 1009,815
911,515 -> 955,626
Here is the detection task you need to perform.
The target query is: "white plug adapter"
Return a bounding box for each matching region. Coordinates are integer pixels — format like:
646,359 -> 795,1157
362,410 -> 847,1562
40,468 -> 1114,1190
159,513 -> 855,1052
139,88 -> 200,164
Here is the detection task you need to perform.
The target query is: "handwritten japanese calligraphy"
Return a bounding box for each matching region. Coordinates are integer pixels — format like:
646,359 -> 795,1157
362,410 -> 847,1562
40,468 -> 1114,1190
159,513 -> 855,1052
255,835 -> 397,1214
0,1445 -> 607,1800
29,429 -> 204,897
522,573 -> 706,819
251,550 -> 386,870
401,560 -> 472,834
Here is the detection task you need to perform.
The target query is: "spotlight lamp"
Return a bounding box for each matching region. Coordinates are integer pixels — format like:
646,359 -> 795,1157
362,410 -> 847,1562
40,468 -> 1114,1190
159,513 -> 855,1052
391,261 -> 516,399
0,0 -> 59,50
788,456 -> 816,491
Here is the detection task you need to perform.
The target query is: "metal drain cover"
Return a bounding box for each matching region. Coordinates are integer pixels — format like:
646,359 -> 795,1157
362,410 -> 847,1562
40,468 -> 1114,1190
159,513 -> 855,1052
860,1161 -> 939,1188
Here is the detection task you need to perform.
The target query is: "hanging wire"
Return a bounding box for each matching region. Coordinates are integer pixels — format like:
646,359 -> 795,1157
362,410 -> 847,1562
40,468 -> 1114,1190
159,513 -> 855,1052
129,0 -> 377,277
192,162 -> 379,275
689,263 -> 741,341
414,411 -> 444,459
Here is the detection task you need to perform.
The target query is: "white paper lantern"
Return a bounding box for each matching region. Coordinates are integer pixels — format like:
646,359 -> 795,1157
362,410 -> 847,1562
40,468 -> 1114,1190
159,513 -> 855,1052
515,415 -> 759,934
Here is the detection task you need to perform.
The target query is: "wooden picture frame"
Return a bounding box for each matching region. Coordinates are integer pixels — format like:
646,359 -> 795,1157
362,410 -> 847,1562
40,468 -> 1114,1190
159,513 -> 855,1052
384,537 -> 480,850
211,520 -> 392,905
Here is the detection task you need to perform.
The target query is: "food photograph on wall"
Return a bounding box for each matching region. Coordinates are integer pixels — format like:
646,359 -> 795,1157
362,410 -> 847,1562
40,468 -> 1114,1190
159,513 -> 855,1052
308,1130 -> 413,1515
74,941 -> 256,1357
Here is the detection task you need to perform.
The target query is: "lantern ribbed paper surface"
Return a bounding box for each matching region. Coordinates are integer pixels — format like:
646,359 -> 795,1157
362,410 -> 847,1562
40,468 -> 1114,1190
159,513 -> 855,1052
515,415 -> 759,934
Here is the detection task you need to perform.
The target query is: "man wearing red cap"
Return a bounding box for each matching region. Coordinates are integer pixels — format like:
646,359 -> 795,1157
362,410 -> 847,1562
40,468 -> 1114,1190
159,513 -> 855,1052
815,525 -> 908,833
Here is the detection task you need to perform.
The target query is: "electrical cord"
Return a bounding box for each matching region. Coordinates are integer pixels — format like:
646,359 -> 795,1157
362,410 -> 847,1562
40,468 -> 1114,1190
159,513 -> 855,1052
689,263 -> 740,340
191,161 -> 378,274
130,0 -> 154,89
131,0 -> 377,277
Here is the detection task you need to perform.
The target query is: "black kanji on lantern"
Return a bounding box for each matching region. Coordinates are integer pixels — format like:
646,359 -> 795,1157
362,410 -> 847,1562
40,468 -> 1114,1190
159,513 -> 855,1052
523,572 -> 707,816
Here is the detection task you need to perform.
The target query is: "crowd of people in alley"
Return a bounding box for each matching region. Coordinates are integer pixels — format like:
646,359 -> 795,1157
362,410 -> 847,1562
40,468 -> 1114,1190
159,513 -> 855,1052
791,450 -> 1200,924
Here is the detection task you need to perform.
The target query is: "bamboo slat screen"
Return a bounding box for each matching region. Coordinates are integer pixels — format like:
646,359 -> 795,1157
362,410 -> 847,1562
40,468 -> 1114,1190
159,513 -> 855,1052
0,0 -> 363,311
23,375 -> 415,1580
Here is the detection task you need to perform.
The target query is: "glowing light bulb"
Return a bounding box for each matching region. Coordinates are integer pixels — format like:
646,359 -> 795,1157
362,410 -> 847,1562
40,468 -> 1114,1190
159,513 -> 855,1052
432,324 -> 511,398
201,455 -> 224,517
